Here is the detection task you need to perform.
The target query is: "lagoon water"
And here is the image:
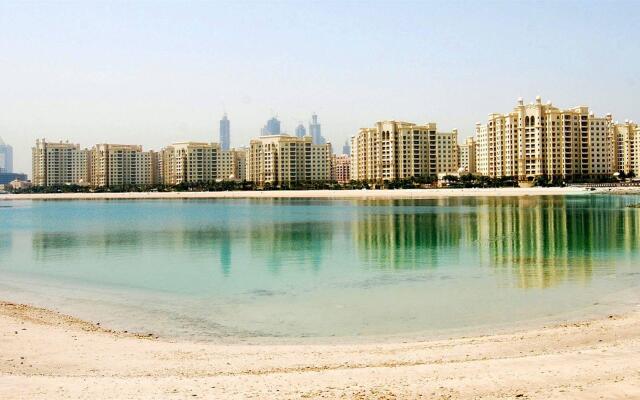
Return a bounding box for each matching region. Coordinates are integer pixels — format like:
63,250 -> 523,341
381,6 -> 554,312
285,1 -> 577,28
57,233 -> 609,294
1,195 -> 640,341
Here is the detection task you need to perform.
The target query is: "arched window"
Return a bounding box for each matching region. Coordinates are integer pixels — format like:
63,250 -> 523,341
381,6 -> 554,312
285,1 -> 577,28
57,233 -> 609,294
531,116 -> 535,126
525,116 -> 530,126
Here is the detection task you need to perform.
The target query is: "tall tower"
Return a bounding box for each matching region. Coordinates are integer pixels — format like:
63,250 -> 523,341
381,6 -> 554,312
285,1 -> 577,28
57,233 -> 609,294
342,139 -> 351,155
219,113 -> 230,151
295,123 -> 306,138
309,113 -> 325,144
262,117 -> 281,135
0,137 -> 13,173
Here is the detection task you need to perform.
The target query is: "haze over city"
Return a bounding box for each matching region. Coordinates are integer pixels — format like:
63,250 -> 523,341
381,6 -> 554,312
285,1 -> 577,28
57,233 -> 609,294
1,0 -> 639,174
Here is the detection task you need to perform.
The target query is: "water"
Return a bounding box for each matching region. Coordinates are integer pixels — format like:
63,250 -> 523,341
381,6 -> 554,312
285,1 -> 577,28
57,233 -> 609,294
1,195 -> 639,342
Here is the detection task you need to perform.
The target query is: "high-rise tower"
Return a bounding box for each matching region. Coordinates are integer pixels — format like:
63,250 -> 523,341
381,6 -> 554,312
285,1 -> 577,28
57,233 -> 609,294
0,137 -> 13,173
262,117 -> 281,135
219,113 -> 230,151
309,113 -> 326,144
295,123 -> 307,138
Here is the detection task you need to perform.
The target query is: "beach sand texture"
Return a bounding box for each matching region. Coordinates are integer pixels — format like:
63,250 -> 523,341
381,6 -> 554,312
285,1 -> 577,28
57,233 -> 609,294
1,301 -> 639,399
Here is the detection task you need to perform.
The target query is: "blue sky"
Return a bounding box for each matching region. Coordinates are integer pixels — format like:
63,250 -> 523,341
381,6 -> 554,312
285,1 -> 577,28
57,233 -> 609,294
1,0 -> 639,173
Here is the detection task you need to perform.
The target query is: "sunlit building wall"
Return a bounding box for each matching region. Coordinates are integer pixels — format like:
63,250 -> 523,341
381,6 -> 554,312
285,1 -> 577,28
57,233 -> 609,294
32,139 -> 90,186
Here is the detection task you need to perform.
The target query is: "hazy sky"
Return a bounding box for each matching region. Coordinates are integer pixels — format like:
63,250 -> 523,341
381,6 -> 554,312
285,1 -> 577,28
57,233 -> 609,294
2,0 -> 639,174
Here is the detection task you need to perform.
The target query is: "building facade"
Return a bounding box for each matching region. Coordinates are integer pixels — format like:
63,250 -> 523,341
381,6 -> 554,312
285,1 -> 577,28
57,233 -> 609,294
219,113 -> 230,151
90,144 -> 157,187
247,135 -> 332,186
331,154 -> 351,184
0,137 -> 13,173
160,142 -> 220,185
610,121 -> 638,176
32,139 -> 90,186
475,97 -> 614,180
218,148 -> 247,181
459,137 -> 477,174
350,121 -> 459,182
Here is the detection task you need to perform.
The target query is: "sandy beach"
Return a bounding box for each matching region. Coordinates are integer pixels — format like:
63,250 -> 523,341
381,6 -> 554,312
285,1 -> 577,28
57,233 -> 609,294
1,301 -> 639,399
0,186 -> 621,201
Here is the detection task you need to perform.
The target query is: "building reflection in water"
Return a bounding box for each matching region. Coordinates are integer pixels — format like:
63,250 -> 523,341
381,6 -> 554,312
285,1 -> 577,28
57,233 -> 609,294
25,197 -> 640,289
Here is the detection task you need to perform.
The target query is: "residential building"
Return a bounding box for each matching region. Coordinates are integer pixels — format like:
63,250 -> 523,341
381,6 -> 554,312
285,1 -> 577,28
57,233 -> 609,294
610,120 -> 638,175
219,113 -> 230,151
0,137 -> 13,173
459,137 -> 477,173
261,117 -> 281,135
32,139 -> 90,186
160,142 -> 220,185
475,97 -> 614,180
331,154 -> 351,184
90,144 -> 157,187
247,135 -> 332,186
218,148 -> 247,181
309,113 -> 326,144
295,123 -> 307,138
350,121 -> 459,182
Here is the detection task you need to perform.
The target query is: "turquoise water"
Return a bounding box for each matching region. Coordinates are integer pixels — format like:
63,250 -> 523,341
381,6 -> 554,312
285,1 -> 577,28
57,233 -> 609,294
1,195 -> 640,342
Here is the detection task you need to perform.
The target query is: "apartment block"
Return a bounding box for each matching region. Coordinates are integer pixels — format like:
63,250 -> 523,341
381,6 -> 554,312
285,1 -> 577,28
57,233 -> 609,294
247,135 -> 332,186
331,154 -> 351,184
218,148 -> 247,181
160,142 -> 220,185
90,144 -> 157,187
475,97 -> 613,180
32,139 -> 90,186
459,137 -> 477,173
610,121 -> 638,175
350,121 -> 459,182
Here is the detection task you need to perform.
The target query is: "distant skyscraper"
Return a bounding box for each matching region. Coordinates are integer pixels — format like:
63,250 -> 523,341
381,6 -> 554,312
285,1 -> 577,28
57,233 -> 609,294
219,113 -> 230,151
295,123 -> 306,138
342,139 -> 351,155
309,113 -> 326,144
262,117 -> 281,135
0,137 -> 13,173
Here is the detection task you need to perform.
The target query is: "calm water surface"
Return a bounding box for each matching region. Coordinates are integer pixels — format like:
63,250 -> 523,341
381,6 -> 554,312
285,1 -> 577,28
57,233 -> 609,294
1,195 -> 639,341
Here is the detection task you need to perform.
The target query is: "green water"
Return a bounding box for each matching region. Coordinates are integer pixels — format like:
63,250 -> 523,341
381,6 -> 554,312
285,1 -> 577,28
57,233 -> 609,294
0,195 -> 639,341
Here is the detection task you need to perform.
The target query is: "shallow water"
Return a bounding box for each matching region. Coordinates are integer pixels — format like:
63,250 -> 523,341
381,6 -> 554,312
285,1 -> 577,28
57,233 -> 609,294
1,195 -> 639,341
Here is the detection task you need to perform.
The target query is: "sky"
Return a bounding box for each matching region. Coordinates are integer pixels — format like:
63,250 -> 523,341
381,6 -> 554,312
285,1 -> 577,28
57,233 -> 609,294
1,0 -> 640,174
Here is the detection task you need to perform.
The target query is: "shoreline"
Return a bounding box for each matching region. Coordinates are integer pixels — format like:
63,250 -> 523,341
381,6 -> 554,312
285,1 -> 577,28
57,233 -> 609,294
0,186 -> 616,201
2,301 -> 640,399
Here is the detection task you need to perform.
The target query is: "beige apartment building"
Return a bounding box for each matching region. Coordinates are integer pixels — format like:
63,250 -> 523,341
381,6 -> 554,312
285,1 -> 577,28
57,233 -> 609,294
610,121 -> 638,175
218,148 -> 247,181
246,135 -> 332,186
475,97 -> 614,180
90,144 -> 157,187
331,154 -> 351,184
160,142 -> 220,185
459,137 -> 477,173
32,139 -> 90,186
350,121 -> 459,182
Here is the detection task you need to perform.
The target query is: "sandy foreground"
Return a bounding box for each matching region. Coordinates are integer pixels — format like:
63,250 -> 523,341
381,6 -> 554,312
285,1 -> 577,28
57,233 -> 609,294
1,302 -> 640,399
0,186 -> 621,201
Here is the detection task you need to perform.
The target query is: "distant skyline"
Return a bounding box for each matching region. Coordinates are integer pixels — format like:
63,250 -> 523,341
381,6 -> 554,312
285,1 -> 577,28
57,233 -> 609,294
2,0 -> 640,173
